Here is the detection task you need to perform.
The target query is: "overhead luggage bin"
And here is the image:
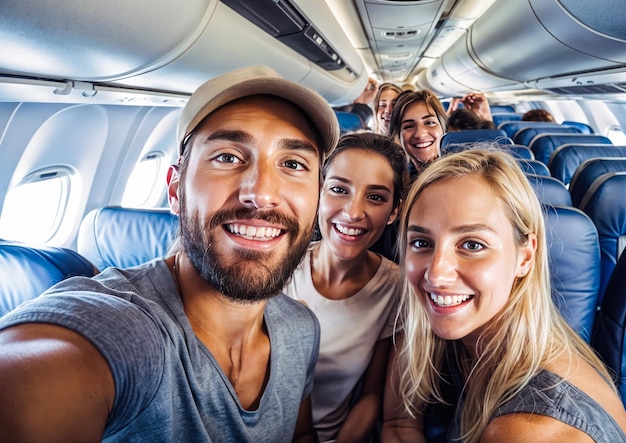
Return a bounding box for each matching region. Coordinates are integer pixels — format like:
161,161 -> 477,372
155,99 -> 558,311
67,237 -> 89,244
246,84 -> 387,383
417,0 -> 626,96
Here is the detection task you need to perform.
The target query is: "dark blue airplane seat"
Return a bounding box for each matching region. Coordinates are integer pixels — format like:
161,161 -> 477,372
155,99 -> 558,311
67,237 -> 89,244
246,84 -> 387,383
526,174 -> 572,207
592,251 -> 626,407
516,159 -> 551,177
561,120 -> 594,134
579,172 -> 626,303
77,207 -> 179,271
499,121 -> 575,140
442,143 -> 531,161
492,112 -> 523,128
570,158 -> 626,208
490,104 -> 516,113
515,126 -> 583,148
440,129 -> 511,149
548,144 -> 626,186
544,206 -> 601,342
334,110 -> 367,134
0,240 -> 96,316
530,134 -> 611,166
504,144 -> 534,160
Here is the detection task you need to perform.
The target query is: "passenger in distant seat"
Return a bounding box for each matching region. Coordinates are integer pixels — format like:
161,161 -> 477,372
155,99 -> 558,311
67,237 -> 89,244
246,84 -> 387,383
388,90 -> 448,181
382,149 -> 626,442
284,132 -> 408,443
447,108 -> 495,132
374,83 -> 403,135
0,65 -> 340,443
522,108 -> 556,122
448,92 -> 494,125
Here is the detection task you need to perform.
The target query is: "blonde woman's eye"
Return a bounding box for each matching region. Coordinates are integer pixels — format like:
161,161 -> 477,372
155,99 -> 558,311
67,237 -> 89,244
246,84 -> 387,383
462,241 -> 484,251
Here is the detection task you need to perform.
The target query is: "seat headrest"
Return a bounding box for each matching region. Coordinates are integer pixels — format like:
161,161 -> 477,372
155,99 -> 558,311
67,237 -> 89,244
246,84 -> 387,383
530,134 -> 611,165
77,207 -> 179,271
544,206 -> 600,342
441,129 -> 511,149
0,241 -> 96,316
334,110 -> 366,134
516,159 -> 550,177
526,174 -> 572,207
516,126 -> 583,148
498,121 -> 575,139
549,144 -> 626,186
570,158 -> 626,207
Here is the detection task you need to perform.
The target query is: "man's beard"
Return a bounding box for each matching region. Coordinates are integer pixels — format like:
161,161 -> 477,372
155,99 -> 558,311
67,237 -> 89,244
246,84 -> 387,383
179,204 -> 313,304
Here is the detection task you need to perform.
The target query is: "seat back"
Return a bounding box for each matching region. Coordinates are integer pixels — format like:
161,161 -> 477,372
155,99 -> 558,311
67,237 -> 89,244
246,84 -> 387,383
0,240 -> 96,316
526,174 -> 572,207
77,207 -> 179,271
561,120 -> 594,134
492,112 -> 523,128
503,144 -> 534,160
592,251 -> 626,406
440,129 -> 511,149
579,172 -> 626,301
544,206 -> 600,342
516,159 -> 551,177
530,134 -> 611,165
334,110 -> 366,134
515,126 -> 582,148
548,144 -> 626,186
570,158 -> 626,208
499,121 -> 573,139
490,104 -> 516,113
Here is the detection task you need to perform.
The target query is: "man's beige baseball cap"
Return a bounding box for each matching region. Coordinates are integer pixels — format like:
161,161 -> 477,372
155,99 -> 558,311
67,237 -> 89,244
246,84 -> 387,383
177,65 -> 340,157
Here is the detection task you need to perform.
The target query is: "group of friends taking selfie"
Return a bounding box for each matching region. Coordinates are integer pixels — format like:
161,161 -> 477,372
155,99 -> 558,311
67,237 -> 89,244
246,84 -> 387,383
0,66 -> 624,443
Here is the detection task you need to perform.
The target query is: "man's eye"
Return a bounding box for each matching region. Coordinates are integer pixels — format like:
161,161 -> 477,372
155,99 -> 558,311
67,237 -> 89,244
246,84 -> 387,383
215,153 -> 241,164
283,160 -> 306,171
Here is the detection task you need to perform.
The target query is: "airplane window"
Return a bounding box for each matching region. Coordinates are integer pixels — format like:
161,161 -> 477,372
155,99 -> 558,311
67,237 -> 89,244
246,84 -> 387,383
607,125 -> 626,144
121,152 -> 165,208
0,168 -> 72,244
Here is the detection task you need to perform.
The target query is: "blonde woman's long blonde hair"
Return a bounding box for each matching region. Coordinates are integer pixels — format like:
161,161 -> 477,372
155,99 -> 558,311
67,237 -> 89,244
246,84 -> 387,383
395,148 -> 615,443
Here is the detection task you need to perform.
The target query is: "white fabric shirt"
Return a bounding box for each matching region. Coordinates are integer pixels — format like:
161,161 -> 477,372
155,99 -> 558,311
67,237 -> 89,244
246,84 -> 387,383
283,243 -> 401,442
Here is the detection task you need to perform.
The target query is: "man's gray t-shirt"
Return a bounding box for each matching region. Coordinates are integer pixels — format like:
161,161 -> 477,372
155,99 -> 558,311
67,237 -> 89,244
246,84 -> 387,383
0,259 -> 320,442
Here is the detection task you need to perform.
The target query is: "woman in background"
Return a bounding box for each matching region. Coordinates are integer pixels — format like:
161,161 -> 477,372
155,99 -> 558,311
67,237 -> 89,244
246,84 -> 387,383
284,132 -> 408,442
383,149 -> 626,442
374,83 -> 403,135
388,90 -> 448,180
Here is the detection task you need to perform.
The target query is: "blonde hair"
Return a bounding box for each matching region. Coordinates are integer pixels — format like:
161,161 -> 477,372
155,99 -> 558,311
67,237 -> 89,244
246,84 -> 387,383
395,149 -> 615,443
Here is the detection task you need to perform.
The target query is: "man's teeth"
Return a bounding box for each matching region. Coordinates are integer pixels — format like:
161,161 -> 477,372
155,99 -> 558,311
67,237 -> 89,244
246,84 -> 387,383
430,293 -> 472,307
228,224 -> 281,240
335,224 -> 364,236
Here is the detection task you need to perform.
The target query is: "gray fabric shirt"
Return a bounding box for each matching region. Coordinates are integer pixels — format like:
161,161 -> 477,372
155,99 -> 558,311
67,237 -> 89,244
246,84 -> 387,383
448,369 -> 626,442
0,259 -> 320,442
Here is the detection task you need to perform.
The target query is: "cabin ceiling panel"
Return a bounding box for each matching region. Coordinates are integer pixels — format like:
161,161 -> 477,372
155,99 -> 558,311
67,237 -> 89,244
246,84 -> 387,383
353,0 -> 451,83
0,0 -> 218,81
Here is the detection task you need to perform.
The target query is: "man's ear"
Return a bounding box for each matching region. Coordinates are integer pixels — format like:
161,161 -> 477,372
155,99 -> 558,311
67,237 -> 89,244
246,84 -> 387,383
167,164 -> 181,215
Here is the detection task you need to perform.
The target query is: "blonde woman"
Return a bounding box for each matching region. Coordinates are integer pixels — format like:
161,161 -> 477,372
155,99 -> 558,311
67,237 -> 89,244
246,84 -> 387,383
383,149 -> 626,442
